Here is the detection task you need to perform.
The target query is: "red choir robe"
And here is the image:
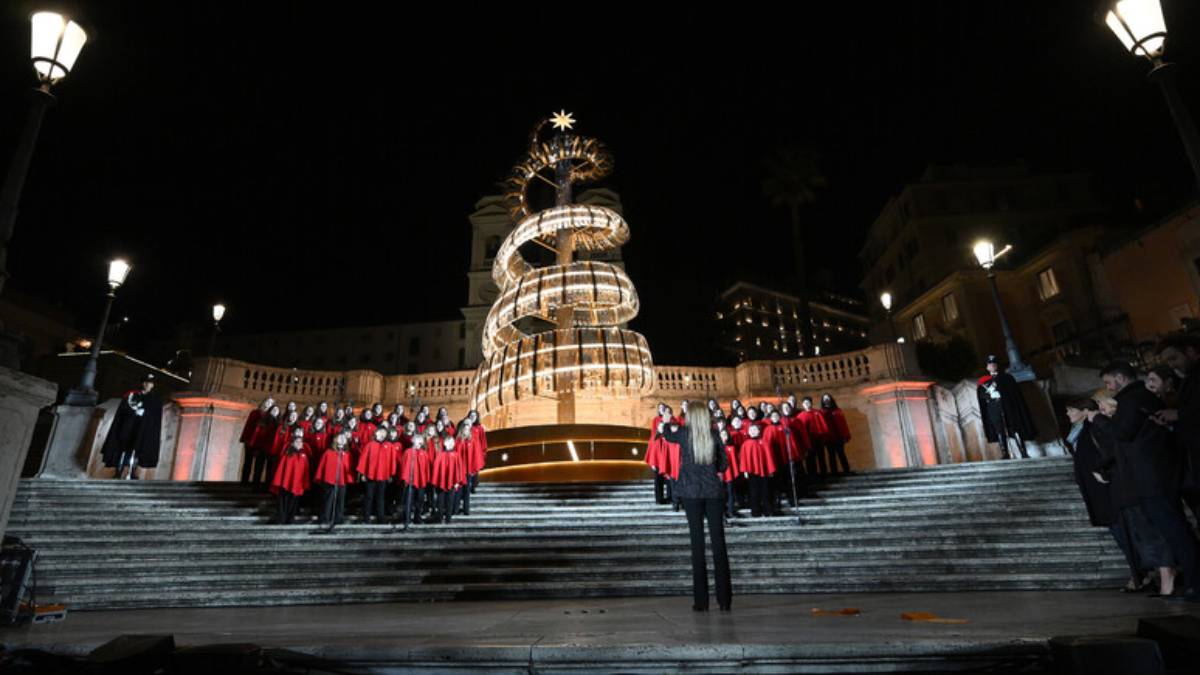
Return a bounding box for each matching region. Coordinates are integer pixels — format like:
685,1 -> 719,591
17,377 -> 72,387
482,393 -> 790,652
397,444 -> 432,488
785,414 -> 812,460
313,448 -> 355,486
644,415 -> 670,473
239,409 -> 263,445
431,446 -> 466,491
821,408 -> 852,443
249,416 -> 278,454
469,425 -> 488,474
347,425 -> 369,465
360,421 -> 378,440
357,439 -> 396,481
298,417 -> 315,434
305,428 -> 331,462
798,409 -> 829,446
761,422 -> 787,468
269,424 -> 294,457
271,446 -> 311,496
739,436 -> 777,477
720,442 -> 740,483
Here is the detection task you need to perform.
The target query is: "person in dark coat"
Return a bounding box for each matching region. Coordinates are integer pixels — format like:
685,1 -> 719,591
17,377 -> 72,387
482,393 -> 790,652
1154,333 -> 1200,526
100,373 -> 163,479
1092,361 -> 1198,600
658,401 -> 732,612
1064,397 -> 1141,588
239,396 -> 274,484
976,355 -> 1037,459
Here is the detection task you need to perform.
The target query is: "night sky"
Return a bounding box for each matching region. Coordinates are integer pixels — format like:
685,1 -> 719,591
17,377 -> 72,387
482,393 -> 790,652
1,2 -> 1198,366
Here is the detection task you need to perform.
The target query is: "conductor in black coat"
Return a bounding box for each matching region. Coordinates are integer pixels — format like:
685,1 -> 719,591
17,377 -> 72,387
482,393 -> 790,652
976,355 -> 1037,459
100,373 -> 163,479
658,401 -> 732,612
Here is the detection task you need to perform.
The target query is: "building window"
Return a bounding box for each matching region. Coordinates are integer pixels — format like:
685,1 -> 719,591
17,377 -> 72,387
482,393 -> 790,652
1036,268 -> 1061,301
484,235 -> 502,260
459,323 -> 466,339
408,337 -> 420,355
912,314 -> 927,340
941,293 -> 959,324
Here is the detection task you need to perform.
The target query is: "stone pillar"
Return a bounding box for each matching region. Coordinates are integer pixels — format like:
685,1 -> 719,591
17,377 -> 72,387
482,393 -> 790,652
170,393 -> 256,481
343,370 -> 384,407
734,361 -> 775,400
859,380 -> 938,469
40,404 -> 108,478
0,366 -> 57,537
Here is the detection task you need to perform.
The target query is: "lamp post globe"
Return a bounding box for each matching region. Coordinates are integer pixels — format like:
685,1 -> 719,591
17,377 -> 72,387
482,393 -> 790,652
208,303 -> 226,356
1102,0 -> 1200,191
30,11 -> 88,87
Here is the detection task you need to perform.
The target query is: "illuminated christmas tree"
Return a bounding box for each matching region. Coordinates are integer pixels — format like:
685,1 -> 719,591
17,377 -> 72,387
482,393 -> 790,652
470,112 -> 655,422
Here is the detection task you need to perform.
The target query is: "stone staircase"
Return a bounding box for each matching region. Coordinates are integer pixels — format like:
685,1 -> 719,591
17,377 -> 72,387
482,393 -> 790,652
7,457 -> 1127,610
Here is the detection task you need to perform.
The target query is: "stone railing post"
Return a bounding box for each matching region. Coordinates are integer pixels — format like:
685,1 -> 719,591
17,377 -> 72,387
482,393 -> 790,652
170,393 -> 257,481
0,366 -> 57,537
344,370 -> 384,407
859,380 -> 938,469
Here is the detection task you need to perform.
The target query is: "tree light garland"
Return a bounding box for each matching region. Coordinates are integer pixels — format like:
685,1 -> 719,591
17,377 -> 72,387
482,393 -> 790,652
471,114 -> 655,414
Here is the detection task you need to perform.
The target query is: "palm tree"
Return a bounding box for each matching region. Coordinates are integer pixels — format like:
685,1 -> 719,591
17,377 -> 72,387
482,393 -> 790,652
762,147 -> 827,290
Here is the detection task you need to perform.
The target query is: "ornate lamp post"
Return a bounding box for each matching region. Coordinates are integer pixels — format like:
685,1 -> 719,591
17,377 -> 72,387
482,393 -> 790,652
0,11 -> 88,297
66,259 -> 131,405
209,303 -> 226,356
973,240 -> 1034,382
1103,0 -> 1200,191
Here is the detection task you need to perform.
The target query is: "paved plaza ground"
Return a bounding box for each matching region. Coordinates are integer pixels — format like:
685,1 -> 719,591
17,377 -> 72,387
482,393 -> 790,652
4,590 -> 1198,672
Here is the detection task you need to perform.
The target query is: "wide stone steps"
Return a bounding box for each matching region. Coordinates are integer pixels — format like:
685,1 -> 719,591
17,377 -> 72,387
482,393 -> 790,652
8,457 -> 1127,610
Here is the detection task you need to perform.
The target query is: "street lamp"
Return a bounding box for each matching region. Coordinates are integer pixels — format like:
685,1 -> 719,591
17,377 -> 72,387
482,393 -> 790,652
0,11 -> 88,298
66,258 -> 131,406
878,291 -> 902,344
1103,0 -> 1200,191
973,239 -> 1034,382
209,303 -> 226,356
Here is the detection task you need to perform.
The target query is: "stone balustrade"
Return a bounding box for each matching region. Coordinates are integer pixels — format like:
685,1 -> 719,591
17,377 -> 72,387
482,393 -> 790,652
191,343 -> 920,411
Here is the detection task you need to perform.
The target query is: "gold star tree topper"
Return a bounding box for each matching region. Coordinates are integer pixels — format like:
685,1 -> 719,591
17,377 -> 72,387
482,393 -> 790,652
550,110 -> 575,131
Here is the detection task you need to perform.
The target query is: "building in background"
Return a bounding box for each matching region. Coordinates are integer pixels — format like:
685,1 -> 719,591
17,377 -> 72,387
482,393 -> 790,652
859,163 -> 1103,316
1100,202 -> 1200,344
715,282 -> 869,363
887,226 -> 1132,379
